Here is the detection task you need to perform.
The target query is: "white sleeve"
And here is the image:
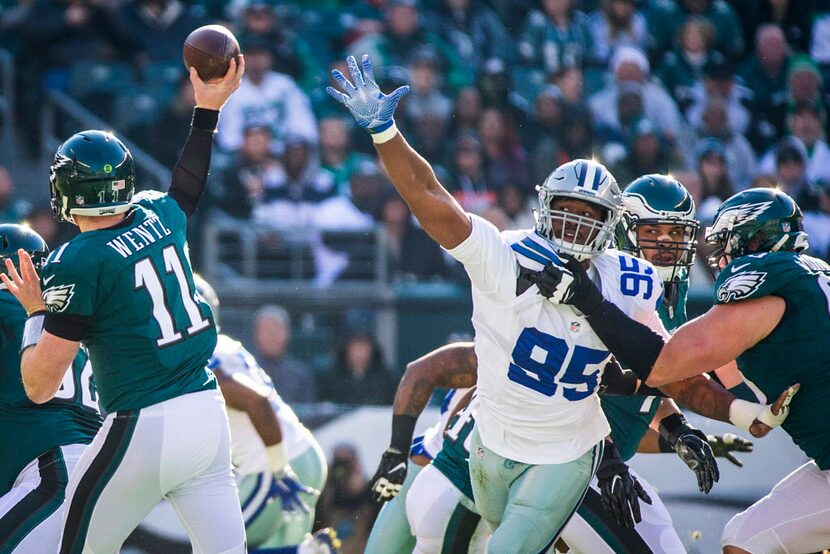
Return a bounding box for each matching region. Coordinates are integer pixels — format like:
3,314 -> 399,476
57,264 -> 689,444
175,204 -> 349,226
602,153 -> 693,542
445,214 -> 518,297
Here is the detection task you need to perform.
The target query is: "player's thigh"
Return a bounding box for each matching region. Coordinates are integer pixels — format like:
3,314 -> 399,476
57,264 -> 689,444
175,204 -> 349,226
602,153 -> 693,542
164,390 -> 245,554
468,426 -> 510,530
406,464 -> 474,554
59,412 -> 164,554
487,441 -> 603,554
364,461 -> 424,554
561,474 -> 685,554
721,460 -> 830,554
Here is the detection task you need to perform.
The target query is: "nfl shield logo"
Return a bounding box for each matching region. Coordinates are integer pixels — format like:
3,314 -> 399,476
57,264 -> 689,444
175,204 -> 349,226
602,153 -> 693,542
570,321 -> 580,333
112,179 -> 126,191
75,195 -> 85,205
782,221 -> 791,232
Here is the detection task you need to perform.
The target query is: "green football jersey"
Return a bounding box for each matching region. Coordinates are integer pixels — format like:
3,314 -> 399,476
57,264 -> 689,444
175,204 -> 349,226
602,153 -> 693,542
432,402 -> 476,501
0,291 -> 101,494
40,191 -> 217,413
601,277 -> 688,461
715,251 -> 830,470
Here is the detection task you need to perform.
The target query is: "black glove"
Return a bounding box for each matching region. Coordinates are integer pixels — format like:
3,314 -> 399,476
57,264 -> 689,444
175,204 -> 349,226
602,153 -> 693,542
596,442 -> 652,528
659,413 -> 720,493
707,433 -> 754,467
369,447 -> 408,504
530,257 -> 605,316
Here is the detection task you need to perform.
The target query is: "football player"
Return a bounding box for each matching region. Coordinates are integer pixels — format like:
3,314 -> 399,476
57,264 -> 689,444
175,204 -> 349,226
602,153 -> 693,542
194,277 -> 339,554
1,59 -> 247,553
0,225 -> 101,552
537,188 -> 822,552
329,54 -> 673,553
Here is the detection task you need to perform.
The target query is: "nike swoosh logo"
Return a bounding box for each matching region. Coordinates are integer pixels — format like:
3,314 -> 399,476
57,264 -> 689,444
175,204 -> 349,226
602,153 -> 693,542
42,275 -> 55,285
390,462 -> 406,474
731,263 -> 750,273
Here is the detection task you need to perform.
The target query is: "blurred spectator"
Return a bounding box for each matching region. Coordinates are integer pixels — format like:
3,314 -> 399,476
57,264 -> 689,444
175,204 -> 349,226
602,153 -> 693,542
528,86 -> 565,184
757,102 -> 830,185
479,203 -> 510,230
557,104 -> 596,161
0,166 -> 29,224
517,0 -> 592,76
497,182 -> 536,229
347,0 -> 473,91
739,24 -> 792,153
315,444 -> 374,554
447,132 -> 494,212
134,72 -> 194,168
587,0 -> 648,66
432,0 -> 515,72
771,139 -> 819,211
118,0 -> 208,63
647,0 -> 743,61
476,57 -> 533,121
315,158 -> 387,233
319,117 -> 366,194
216,38 -> 318,153
380,193 -> 449,281
686,53 -> 752,137
656,17 -> 717,116
234,1 -> 323,92
479,108 -> 530,191
589,46 -> 684,142
693,139 -> 735,223
786,55 -> 825,108
216,124 -> 283,220
610,118 -> 684,185
690,96 -> 757,189
744,0 -> 816,53
252,305 -> 317,404
402,49 -> 454,170
448,86 -> 484,140
551,66 -> 585,106
811,12 -> 830,68
317,331 -> 396,405
803,182 -> 830,260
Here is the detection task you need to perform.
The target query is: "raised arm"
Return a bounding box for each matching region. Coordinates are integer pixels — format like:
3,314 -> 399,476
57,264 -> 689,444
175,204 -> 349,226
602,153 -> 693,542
168,57 -> 244,217
327,55 -> 472,249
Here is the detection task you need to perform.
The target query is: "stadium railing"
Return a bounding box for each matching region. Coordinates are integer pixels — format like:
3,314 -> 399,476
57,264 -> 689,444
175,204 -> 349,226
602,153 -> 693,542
0,48 -> 15,170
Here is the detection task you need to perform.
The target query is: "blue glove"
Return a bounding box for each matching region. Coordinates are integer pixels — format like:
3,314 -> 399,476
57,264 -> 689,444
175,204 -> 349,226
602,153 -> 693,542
326,55 -> 410,134
268,471 -> 319,515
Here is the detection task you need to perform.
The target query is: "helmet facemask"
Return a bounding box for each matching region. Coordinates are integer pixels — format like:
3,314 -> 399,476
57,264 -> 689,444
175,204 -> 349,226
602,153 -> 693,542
535,191 -> 620,260
627,218 -> 699,282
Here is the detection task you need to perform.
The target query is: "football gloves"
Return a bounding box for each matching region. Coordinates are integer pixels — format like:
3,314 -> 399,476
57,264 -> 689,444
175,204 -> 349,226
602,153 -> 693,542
530,258 -> 605,316
596,442 -> 652,528
370,447 -> 408,504
268,470 -> 319,515
660,414 -> 720,493
326,55 -> 410,133
708,433 -> 754,467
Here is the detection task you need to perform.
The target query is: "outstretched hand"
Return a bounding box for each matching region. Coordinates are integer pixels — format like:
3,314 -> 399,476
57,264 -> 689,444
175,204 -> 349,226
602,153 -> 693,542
748,383 -> 799,438
190,55 -> 245,111
708,433 -> 754,467
0,250 -> 46,315
326,55 -> 410,132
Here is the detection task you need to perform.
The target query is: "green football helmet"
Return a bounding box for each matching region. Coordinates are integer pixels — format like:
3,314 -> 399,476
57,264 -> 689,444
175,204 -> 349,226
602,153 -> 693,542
0,224 -> 49,291
50,130 -> 136,223
194,274 -> 219,329
616,174 -> 699,283
705,187 -> 808,270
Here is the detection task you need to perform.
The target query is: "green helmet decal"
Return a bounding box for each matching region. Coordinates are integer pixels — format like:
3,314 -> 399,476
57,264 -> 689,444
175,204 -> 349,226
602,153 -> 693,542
705,188 -> 808,270
0,224 -> 49,290
50,130 -> 136,222
616,174 -> 699,282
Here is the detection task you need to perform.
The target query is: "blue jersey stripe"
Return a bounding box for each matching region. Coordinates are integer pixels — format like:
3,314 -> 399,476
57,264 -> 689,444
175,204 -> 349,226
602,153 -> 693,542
520,238 -> 561,263
511,244 -> 550,266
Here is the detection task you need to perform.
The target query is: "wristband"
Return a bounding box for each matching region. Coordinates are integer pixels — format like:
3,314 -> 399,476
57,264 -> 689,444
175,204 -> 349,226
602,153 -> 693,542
370,122 -> 399,144
729,399 -> 761,432
192,108 -> 220,131
658,412 -> 689,446
657,435 -> 674,453
390,414 -> 417,453
265,442 -> 289,476
21,311 -> 46,352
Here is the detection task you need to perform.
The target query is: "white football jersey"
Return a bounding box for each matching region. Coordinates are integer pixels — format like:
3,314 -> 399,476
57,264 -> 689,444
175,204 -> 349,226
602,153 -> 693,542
211,334 -> 315,476
447,215 -> 665,464
413,387 -> 473,459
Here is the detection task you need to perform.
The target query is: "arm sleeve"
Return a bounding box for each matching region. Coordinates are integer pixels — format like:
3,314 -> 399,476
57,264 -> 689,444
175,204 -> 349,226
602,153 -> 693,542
44,312 -> 92,342
167,108 -> 219,217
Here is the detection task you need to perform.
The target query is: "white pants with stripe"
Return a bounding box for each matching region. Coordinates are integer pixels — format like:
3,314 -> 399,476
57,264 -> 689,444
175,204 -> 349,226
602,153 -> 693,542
721,460 -> 830,553
58,389 -> 245,554
0,444 -> 85,553
560,470 -> 685,554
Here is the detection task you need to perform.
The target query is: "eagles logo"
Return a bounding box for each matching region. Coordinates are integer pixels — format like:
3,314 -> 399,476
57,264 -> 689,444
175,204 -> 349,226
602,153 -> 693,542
710,201 -> 774,235
717,271 -> 767,303
42,284 -> 75,313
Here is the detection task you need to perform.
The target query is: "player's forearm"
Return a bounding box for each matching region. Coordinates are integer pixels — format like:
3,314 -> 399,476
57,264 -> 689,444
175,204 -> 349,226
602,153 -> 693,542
168,108 -> 219,217
20,346 -> 66,403
216,370 -> 281,445
375,134 -> 471,249
659,375 -> 733,423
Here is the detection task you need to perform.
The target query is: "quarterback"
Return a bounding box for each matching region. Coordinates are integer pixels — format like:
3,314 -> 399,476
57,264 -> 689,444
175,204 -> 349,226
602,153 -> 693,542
1,59 -> 246,552
329,54 -> 670,553
0,225 -> 101,552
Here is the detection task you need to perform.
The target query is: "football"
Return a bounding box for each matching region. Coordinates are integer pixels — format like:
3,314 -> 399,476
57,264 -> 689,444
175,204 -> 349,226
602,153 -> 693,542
183,25 -> 240,82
